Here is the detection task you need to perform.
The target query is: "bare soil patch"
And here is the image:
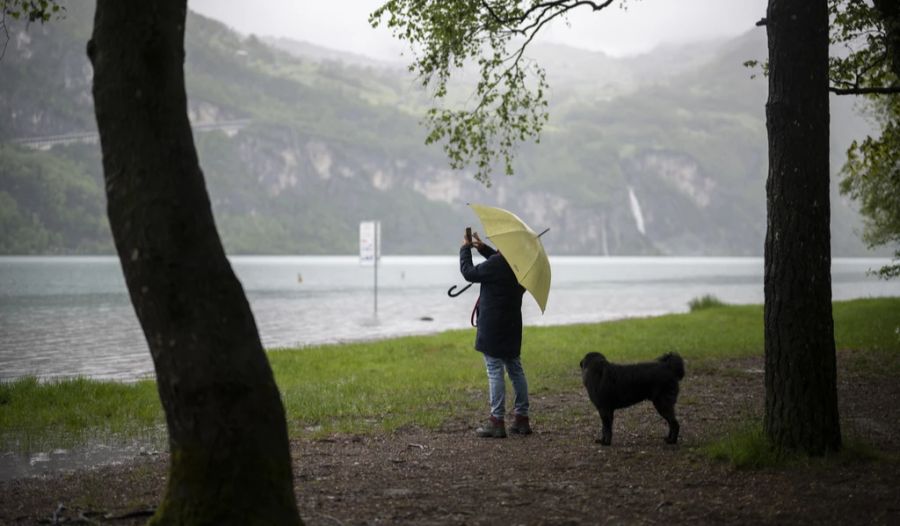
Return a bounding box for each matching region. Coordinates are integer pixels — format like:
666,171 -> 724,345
2,352 -> 899,525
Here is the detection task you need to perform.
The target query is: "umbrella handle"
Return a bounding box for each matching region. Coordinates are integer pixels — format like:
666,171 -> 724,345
448,283 -> 474,297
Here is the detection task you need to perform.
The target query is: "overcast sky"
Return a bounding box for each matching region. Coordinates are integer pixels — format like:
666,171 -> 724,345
190,0 -> 767,61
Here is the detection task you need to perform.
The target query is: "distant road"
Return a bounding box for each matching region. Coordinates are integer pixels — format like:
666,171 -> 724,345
8,119 -> 252,151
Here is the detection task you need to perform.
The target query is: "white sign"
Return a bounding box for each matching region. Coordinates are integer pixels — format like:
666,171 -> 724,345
359,220 -> 381,266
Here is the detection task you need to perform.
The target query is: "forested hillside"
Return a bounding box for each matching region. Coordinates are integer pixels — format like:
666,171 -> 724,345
0,3 -> 876,256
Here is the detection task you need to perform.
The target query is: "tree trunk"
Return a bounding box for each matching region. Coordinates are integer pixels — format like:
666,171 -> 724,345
763,0 -> 841,455
87,2 -> 302,523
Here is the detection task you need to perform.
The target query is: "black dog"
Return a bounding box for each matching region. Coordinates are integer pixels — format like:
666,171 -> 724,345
580,351 -> 685,446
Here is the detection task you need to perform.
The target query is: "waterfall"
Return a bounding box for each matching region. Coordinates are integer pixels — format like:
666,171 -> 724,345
627,186 -> 646,235
600,213 -> 610,256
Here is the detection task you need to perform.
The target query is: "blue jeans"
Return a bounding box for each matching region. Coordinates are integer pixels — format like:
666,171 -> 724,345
483,355 -> 529,420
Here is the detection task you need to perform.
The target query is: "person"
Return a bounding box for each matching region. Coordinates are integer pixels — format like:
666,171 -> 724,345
460,229 -> 532,438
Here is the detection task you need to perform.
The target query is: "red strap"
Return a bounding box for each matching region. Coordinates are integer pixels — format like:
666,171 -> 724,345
470,297 -> 480,327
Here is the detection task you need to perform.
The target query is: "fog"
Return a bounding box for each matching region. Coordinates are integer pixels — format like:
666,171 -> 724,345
0,0 -> 882,258
190,0 -> 767,61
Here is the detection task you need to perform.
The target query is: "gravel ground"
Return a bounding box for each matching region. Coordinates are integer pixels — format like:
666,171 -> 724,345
2,352 -> 899,525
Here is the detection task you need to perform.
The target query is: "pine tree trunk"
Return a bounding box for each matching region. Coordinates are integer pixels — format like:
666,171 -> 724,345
763,0 -> 841,455
87,2 -> 302,523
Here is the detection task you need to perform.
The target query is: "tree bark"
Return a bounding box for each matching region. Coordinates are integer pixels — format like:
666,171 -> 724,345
87,2 -> 302,523
763,0 -> 841,455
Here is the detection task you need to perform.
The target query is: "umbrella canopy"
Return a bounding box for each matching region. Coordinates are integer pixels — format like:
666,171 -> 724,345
470,204 -> 551,313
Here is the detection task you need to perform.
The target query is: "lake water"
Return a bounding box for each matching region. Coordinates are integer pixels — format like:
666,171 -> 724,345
1,256 -> 897,382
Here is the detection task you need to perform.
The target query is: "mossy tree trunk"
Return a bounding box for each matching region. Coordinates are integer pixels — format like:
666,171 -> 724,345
763,0 -> 841,455
87,2 -> 302,523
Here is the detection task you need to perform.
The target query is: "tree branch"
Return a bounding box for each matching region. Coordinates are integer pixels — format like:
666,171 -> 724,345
481,0 -> 614,30
480,1 -> 514,31
830,85 -> 900,95
472,0 -> 613,114
1,17 -> 8,61
519,0 -> 615,36
0,1 -> 11,61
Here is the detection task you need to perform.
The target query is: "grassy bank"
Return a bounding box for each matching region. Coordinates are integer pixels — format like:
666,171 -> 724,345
1,297 -> 898,453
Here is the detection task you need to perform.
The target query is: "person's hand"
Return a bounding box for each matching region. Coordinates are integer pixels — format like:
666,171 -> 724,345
462,227 -> 478,249
472,232 -> 485,250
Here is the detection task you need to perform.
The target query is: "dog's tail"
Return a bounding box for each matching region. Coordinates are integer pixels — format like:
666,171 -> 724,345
658,352 -> 685,380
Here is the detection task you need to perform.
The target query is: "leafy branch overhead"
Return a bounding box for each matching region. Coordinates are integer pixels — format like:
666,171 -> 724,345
1,0 -> 64,59
745,1 -> 899,94
747,1 -> 900,278
840,96 -> 900,280
829,0 -> 900,279
829,0 -> 900,95
370,1 -> 620,186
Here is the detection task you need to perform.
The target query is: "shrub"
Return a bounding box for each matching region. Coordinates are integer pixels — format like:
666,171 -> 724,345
688,294 -> 726,311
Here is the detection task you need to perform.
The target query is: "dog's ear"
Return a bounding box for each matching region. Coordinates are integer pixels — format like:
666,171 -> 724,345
581,352 -> 604,371
580,352 -> 596,370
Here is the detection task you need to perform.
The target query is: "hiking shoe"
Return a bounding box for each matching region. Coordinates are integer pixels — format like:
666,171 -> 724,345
510,415 -> 532,435
475,416 -> 507,438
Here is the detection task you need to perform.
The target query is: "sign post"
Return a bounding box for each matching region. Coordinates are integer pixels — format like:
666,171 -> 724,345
359,220 -> 381,316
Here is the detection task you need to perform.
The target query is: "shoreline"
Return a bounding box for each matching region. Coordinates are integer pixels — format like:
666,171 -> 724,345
4,256 -> 897,381
1,299 -> 897,482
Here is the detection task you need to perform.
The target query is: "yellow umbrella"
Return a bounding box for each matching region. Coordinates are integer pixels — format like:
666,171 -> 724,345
470,204 -> 551,313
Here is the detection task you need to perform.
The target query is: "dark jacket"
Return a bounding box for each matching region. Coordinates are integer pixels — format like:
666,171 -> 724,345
460,244 -> 525,359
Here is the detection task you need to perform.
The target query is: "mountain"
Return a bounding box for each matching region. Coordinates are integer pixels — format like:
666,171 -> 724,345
260,36 -> 404,70
0,3 -> 879,256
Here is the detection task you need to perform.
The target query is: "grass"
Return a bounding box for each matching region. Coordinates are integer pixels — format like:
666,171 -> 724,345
269,301 -> 769,437
0,377 -> 164,452
1,297 -> 898,453
832,298 -> 900,375
688,294 -> 726,311
703,422 -> 783,469
703,421 -> 888,470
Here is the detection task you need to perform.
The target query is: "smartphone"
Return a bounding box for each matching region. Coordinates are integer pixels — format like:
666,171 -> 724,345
465,227 -> 472,244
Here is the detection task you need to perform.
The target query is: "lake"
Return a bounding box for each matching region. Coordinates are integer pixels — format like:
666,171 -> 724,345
0,256 -> 897,381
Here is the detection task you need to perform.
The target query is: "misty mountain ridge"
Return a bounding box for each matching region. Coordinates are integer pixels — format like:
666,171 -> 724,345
260,36 -> 407,70
263,32 -> 736,102
0,5 -> 878,257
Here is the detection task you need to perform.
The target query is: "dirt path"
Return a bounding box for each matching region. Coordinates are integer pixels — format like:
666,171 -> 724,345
2,354 -> 899,525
